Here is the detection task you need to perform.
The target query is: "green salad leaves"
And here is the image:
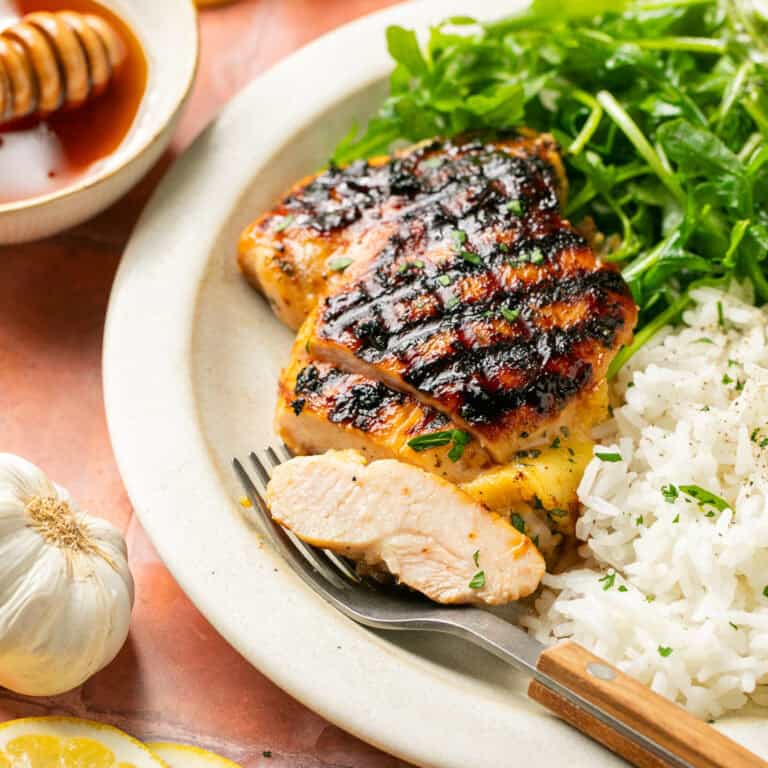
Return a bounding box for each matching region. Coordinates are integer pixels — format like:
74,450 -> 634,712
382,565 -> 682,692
334,0 -> 768,370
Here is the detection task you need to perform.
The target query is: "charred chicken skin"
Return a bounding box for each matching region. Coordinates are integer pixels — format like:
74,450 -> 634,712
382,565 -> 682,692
240,135 -> 637,464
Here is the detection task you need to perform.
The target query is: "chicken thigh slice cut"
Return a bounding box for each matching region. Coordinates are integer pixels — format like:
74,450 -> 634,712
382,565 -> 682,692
266,450 -> 545,605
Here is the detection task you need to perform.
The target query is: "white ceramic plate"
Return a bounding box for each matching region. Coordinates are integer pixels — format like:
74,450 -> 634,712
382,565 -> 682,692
104,3 -> 768,766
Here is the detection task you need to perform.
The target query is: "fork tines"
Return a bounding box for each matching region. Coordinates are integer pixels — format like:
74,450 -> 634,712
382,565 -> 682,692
233,446 -> 359,591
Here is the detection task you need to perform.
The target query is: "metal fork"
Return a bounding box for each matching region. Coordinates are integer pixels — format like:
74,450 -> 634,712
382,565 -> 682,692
234,447 -> 766,768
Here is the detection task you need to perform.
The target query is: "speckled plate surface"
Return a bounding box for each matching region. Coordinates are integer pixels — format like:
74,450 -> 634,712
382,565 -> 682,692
103,3 -> 768,766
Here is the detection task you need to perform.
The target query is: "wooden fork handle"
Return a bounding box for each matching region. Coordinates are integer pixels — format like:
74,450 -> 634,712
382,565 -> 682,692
528,641 -> 767,768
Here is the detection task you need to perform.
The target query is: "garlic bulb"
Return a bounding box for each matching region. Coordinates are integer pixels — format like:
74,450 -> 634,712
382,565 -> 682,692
0,453 -> 134,696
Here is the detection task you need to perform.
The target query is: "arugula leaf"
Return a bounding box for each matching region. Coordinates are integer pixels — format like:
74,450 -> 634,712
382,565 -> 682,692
333,1 -> 768,365
386,26 -> 428,75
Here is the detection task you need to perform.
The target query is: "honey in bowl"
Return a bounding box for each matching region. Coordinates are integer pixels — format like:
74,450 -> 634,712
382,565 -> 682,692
0,0 -> 147,204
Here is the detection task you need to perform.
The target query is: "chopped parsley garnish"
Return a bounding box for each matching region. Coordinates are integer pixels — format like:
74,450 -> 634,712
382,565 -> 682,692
763,586 -> 768,599
730,622 -> 739,630
599,572 -> 616,590
722,373 -> 734,385
397,259 -> 424,273
437,274 -> 452,287
516,448 -> 541,459
469,570 -> 486,589
736,379 -> 746,392
445,295 -> 460,311
761,438 -> 768,449
529,247 -> 545,264
658,646 -> 673,658
551,437 -> 561,450
506,199 -> 523,215
473,549 -> 480,568
329,257 -> 353,272
548,508 -> 567,519
596,451 -> 622,462
407,429 -> 471,462
751,428 -> 760,442
511,513 -> 526,534
460,250 -> 481,265
679,485 -> 731,513
618,585 -> 629,593
262,750 -> 272,758
672,514 -> 680,523
501,307 -> 520,323
694,337 -> 714,344
273,215 -> 294,232
661,484 -> 678,503
717,301 -> 726,328
451,229 -> 467,249
448,430 -> 471,461
646,594 -> 656,603
499,243 -> 510,253
635,515 -> 644,526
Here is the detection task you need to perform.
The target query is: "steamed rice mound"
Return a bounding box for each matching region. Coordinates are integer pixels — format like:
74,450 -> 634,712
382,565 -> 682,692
523,283 -> 768,720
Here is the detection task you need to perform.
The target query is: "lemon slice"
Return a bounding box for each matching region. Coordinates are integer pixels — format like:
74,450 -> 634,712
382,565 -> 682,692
0,717 -> 167,768
148,743 -> 241,767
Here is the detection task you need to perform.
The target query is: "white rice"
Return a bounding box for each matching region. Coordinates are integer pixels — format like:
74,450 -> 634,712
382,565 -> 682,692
523,283 -> 768,719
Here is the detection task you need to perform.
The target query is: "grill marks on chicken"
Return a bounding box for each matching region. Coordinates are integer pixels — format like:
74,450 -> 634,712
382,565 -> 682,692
237,135 -> 566,331
239,134 -> 637,585
296,138 -> 636,462
276,326 -> 496,483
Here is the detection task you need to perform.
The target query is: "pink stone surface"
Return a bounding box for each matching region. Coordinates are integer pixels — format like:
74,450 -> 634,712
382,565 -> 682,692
0,2 -> 413,765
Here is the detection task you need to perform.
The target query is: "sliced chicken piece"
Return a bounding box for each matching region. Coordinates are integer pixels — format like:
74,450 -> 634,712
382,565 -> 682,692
276,321 -> 495,484
266,450 -> 545,605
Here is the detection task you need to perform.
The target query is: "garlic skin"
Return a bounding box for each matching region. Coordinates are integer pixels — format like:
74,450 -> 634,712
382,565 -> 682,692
0,453 -> 134,696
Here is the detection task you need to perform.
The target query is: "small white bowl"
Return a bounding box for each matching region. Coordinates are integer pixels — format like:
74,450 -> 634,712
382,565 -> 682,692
0,0 -> 199,244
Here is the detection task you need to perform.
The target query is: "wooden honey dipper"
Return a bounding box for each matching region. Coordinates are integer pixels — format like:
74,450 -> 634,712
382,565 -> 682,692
0,11 -> 126,126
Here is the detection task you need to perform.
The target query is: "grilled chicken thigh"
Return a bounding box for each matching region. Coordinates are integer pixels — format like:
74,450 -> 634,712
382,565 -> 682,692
266,450 -> 545,605
240,133 -> 637,586
277,321 -> 607,549
245,135 -> 636,463
276,320 -> 495,483
301,140 -> 635,463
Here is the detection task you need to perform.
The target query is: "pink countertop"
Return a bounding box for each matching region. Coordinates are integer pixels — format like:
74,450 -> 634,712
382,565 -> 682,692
0,2 -> 412,765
